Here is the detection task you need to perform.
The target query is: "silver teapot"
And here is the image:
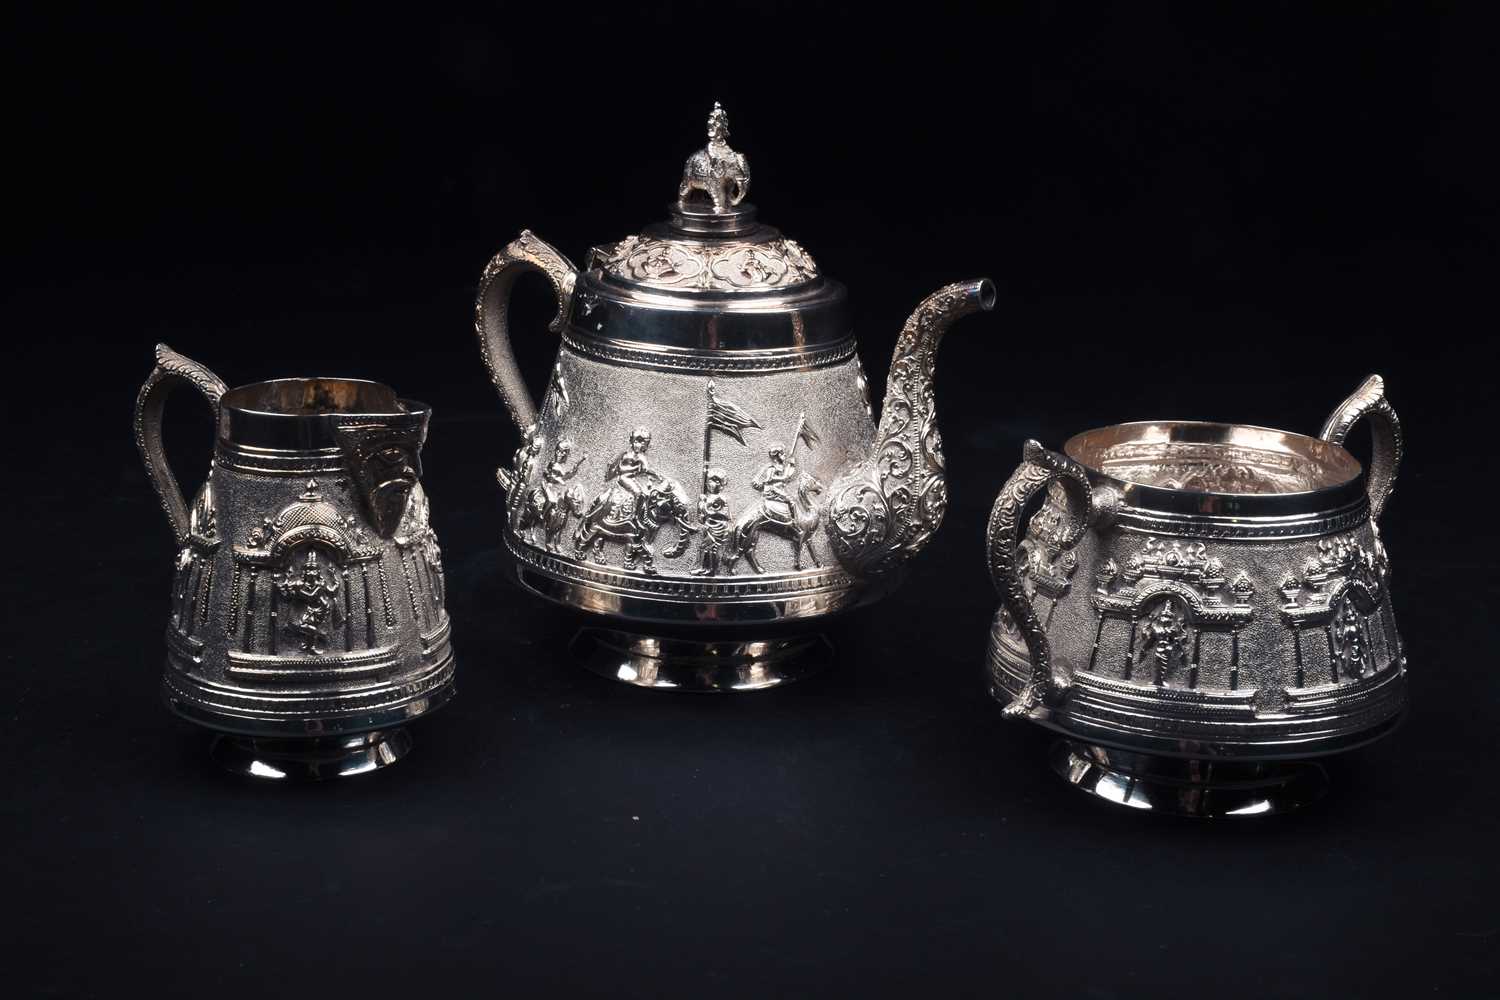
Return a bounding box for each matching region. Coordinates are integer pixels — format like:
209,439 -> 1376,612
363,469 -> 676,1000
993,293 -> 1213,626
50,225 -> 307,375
475,105 -> 994,690
135,346 -> 456,778
986,376 -> 1404,815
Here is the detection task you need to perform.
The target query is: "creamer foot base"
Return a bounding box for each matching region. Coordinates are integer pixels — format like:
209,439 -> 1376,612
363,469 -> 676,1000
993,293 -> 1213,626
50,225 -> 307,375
209,728 -> 412,780
572,628 -> 832,692
1049,741 -> 1329,817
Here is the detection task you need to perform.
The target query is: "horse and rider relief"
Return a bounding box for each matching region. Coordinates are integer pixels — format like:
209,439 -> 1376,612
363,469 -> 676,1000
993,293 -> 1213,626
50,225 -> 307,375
499,380 -> 826,578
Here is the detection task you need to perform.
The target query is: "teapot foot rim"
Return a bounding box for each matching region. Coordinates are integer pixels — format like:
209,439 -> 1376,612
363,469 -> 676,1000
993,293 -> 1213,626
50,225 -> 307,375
570,627 -> 833,693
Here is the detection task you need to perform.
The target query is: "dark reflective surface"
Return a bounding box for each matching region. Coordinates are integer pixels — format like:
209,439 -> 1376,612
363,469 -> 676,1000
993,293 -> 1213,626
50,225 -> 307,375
13,2 -> 1496,995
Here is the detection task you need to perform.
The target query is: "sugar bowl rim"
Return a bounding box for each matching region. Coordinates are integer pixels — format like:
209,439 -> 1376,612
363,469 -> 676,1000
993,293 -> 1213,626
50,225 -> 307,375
1061,419 -> 1368,518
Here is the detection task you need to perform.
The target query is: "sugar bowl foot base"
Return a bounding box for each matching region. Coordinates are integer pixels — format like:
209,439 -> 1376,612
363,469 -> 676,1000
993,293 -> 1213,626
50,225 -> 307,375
571,627 -> 833,692
209,728 -> 413,780
1049,741 -> 1329,817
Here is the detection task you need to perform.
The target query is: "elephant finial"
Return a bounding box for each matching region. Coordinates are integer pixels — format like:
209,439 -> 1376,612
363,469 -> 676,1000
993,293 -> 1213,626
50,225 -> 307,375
678,103 -> 751,214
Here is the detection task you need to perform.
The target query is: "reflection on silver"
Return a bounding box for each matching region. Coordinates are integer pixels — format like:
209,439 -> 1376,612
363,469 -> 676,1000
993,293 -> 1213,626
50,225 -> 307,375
986,376 -> 1406,816
209,730 -> 414,781
571,629 -> 834,693
474,106 -> 993,689
135,346 -> 456,778
1049,741 -> 1331,817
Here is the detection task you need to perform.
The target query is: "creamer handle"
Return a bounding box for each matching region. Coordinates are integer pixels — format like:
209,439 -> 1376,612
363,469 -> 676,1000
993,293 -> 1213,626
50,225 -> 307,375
987,440 -> 1095,718
134,344 -> 228,545
474,230 -> 578,433
1319,374 -> 1402,521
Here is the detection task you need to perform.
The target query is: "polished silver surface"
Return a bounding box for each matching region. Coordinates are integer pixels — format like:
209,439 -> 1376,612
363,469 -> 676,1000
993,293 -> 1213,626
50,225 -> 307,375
135,345 -> 456,776
209,729 -> 414,781
475,106 -> 993,685
985,376 -> 1405,812
1062,420 -> 1368,517
1049,741 -> 1330,817
571,628 -> 834,692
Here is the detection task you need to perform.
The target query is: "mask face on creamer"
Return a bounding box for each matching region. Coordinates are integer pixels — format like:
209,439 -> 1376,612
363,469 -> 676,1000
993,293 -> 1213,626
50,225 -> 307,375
335,410 -> 428,538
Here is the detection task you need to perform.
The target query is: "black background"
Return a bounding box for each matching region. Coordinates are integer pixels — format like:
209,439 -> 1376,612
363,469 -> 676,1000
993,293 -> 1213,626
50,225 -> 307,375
7,4 -> 1498,997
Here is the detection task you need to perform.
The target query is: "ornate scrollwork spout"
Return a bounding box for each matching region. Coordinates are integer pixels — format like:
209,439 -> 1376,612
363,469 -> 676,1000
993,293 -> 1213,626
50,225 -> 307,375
825,279 -> 996,576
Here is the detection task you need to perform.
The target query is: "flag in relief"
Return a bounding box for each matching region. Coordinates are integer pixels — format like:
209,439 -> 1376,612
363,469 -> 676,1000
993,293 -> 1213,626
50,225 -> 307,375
705,379 -> 762,445
796,413 -> 821,450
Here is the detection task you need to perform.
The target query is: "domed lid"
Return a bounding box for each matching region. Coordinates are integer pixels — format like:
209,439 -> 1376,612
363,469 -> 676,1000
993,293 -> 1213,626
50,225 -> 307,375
566,105 -> 849,357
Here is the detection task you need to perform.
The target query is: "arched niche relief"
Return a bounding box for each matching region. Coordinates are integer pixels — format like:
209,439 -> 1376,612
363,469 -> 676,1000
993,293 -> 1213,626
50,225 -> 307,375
1277,536 -> 1392,687
1090,538 -> 1256,691
227,480 -> 388,664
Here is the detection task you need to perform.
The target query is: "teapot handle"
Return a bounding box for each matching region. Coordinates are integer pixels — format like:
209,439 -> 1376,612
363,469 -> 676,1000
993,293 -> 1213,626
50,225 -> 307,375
134,344 -> 228,546
474,230 -> 578,434
987,440 -> 1095,718
1319,374 -> 1402,522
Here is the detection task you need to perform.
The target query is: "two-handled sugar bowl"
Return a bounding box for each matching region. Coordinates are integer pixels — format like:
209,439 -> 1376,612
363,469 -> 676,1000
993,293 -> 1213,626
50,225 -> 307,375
986,376 -> 1404,815
135,345 -> 456,778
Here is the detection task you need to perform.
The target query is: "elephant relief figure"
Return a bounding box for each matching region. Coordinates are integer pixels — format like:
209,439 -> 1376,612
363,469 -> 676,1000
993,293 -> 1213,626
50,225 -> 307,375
574,478 -> 696,574
678,102 -> 750,214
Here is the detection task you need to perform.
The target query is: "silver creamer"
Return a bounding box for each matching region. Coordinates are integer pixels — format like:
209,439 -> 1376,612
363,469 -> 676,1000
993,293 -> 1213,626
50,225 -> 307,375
135,346 -> 456,777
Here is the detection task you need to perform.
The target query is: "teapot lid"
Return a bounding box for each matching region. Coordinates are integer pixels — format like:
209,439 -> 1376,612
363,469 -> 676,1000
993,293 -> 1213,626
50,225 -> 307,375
568,105 -> 849,357
587,103 -> 822,294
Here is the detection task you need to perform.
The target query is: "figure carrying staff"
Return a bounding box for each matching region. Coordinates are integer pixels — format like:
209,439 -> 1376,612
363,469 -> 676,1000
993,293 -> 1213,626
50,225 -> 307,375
693,380 -> 761,576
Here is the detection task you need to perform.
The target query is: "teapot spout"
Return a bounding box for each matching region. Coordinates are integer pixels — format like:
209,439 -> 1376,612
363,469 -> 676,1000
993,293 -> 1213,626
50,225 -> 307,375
826,279 -> 995,576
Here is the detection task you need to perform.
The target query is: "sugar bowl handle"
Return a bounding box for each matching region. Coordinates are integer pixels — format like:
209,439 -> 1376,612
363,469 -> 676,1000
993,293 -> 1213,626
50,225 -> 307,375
474,230 -> 578,433
1319,374 -> 1403,521
987,440 -> 1095,718
134,344 -> 228,546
